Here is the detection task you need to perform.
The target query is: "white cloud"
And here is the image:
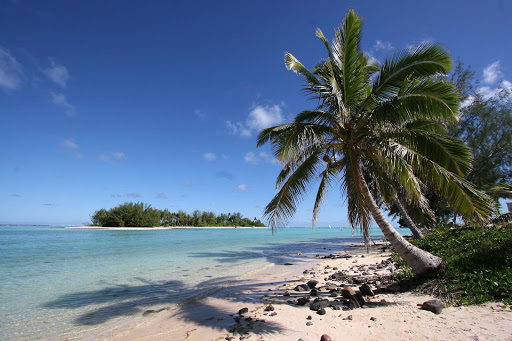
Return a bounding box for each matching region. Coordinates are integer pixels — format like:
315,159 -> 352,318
244,152 -> 259,164
194,109 -> 207,119
234,184 -> 248,192
51,92 -> 76,116
227,104 -> 284,138
374,40 -> 393,51
44,59 -> 69,87
60,138 -> 83,159
483,61 -> 502,85
0,47 -> 23,90
60,138 -> 78,149
244,151 -> 280,166
182,180 -> 192,186
99,152 -> 125,163
156,193 -> 168,199
203,152 -> 217,161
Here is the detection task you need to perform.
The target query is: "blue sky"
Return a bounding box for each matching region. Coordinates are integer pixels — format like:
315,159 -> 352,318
1,0 -> 511,225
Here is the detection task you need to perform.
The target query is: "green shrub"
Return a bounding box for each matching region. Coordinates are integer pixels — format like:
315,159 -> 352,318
395,225 -> 512,306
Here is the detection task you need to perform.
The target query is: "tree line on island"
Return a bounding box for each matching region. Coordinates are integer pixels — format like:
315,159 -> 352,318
91,202 -> 266,227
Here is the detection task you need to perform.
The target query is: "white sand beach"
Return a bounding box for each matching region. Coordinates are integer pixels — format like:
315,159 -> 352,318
99,241 -> 512,341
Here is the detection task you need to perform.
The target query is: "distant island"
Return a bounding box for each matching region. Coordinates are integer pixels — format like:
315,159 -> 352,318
91,202 -> 266,228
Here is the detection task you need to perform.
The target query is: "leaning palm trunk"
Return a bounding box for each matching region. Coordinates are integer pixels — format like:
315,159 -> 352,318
358,169 -> 444,276
395,197 -> 424,239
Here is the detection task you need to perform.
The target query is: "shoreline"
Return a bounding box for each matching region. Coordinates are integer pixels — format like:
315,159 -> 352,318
64,226 -> 270,230
102,241 -> 512,341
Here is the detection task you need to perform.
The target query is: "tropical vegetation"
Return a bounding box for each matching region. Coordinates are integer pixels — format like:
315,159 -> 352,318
257,10 -> 492,276
91,202 -> 265,227
395,224 -> 512,306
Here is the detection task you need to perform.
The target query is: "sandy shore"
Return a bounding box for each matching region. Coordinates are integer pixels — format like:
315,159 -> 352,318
96,241 -> 512,341
64,226 -> 269,230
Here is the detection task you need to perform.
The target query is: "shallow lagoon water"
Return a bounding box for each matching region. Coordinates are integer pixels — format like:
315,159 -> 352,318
0,225 -> 403,340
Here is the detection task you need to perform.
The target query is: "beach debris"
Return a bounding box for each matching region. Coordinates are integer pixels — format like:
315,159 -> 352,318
320,334 -> 332,341
307,280 -> 318,288
359,283 -> 375,296
310,289 -> 318,296
297,252 -> 303,256
420,299 -> 445,314
294,284 -> 310,292
264,305 -> 274,311
310,298 -> 331,311
297,297 -> 310,306
238,308 -> 249,315
317,307 -> 326,315
142,307 -> 168,316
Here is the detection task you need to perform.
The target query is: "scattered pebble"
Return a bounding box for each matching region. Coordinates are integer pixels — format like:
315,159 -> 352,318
306,321 -> 313,326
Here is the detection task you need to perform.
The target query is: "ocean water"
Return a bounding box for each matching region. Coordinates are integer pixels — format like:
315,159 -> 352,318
0,225 -> 401,340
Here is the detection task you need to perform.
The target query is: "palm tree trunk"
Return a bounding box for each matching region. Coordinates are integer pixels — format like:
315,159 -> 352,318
394,197 -> 423,239
357,167 -> 444,276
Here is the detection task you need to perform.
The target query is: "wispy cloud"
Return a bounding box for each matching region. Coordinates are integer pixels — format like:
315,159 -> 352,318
483,61 -> 502,85
44,59 -> 69,87
42,203 -> 58,206
244,151 -> 280,166
374,40 -> 393,51
216,170 -> 234,180
10,193 -> 22,197
227,104 -> 284,137
59,138 -> 83,159
203,152 -> 217,162
111,192 -> 141,198
156,193 -> 168,199
99,152 -> 125,164
233,184 -> 248,192
182,180 -> 192,186
194,109 -> 207,119
51,92 -> 76,116
0,47 -> 23,90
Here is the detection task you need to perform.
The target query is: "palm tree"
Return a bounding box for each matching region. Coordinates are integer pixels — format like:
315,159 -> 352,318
257,10 -> 492,276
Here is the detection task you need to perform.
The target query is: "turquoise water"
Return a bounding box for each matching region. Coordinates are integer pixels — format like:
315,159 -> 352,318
0,225 -> 401,340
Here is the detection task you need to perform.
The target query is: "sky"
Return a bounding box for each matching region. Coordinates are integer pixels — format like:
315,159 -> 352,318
1,0 -> 511,226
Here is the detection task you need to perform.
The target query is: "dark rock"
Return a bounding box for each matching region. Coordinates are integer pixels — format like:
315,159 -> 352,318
284,263 -> 293,265
264,305 -> 274,311
341,286 -> 357,299
294,284 -> 310,292
385,283 -> 401,293
307,280 -> 319,288
359,283 -> 375,296
343,315 -> 353,320
421,299 -> 445,314
333,267 -> 338,270
307,315 -> 312,320
297,297 -> 310,306
310,299 -> 330,311
310,289 -> 318,296
283,291 -> 291,296
269,312 -> 277,316
370,317 -> 377,321
320,335 -> 332,341
306,321 -> 313,326
303,270 -> 310,274
287,300 -> 295,305
329,292 -> 338,297
317,308 -> 326,315
238,307 -> 249,315
331,305 -> 341,310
